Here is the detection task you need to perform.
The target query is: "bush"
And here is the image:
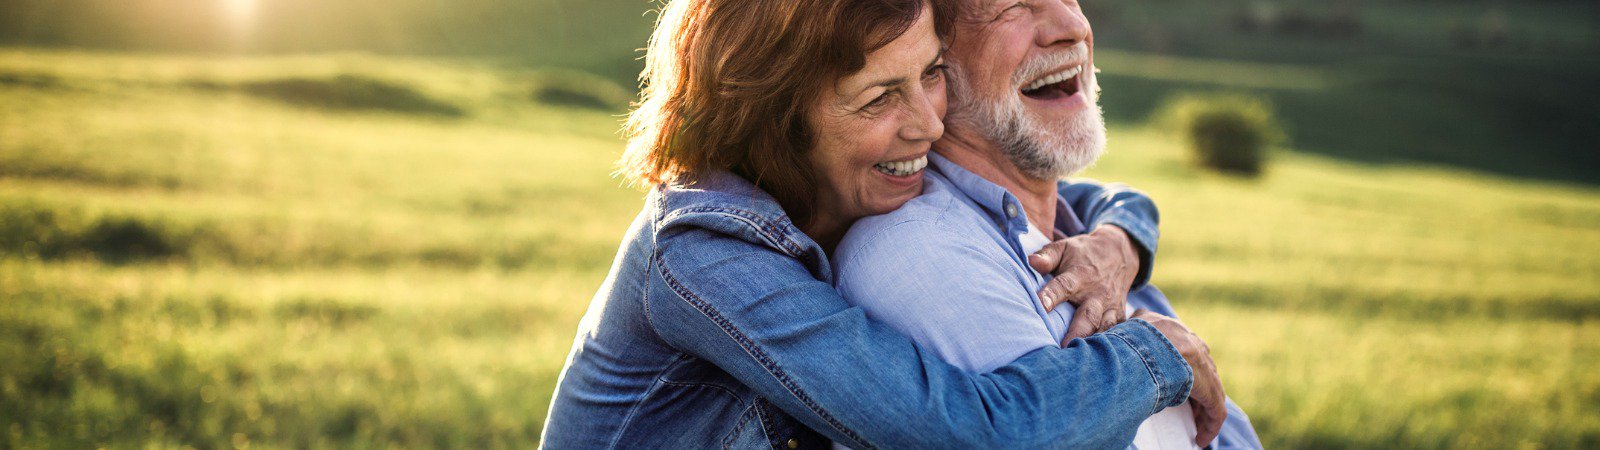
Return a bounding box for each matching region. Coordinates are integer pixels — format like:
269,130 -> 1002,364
0,70 -> 61,89
1156,93 -> 1286,177
527,70 -> 632,111
0,203 -> 194,263
237,74 -> 465,117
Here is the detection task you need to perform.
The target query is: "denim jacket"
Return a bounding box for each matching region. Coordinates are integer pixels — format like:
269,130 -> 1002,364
540,171 -> 1192,449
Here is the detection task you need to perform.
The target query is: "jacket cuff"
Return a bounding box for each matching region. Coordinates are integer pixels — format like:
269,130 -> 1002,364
1105,318 -> 1192,413
1092,211 -> 1157,290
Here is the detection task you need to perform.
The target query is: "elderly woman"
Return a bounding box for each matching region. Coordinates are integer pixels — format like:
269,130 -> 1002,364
539,0 -> 1210,448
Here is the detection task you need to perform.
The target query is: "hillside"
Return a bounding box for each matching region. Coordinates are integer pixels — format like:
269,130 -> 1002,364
2,50 -> 1598,448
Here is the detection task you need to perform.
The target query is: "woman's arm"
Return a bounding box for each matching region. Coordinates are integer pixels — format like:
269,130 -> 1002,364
1057,180 -> 1160,288
1025,180 -> 1163,340
648,224 -> 1193,449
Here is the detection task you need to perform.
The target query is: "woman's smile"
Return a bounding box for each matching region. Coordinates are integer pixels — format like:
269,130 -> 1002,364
873,154 -> 929,178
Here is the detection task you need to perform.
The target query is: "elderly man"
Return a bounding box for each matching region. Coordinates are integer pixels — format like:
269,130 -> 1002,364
832,0 -> 1264,448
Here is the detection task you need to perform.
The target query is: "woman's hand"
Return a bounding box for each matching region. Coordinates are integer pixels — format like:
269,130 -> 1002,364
1130,308 -> 1227,447
1027,225 -> 1141,341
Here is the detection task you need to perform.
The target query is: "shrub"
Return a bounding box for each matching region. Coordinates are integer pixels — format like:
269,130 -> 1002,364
527,70 -> 632,111
238,74 -> 465,117
79,216 -> 178,263
1156,93 -> 1286,177
0,203 -> 193,263
0,70 -> 61,89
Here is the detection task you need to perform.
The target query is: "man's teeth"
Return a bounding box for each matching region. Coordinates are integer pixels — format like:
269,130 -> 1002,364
1023,65 -> 1083,92
873,155 -> 928,177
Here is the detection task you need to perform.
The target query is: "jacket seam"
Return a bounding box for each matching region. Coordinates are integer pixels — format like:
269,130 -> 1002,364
754,398 -> 781,450
665,206 -> 805,257
644,190 -> 666,334
642,246 -> 658,332
658,379 -> 747,405
608,354 -> 693,450
655,252 -> 874,450
721,404 -> 763,450
1104,324 -> 1171,416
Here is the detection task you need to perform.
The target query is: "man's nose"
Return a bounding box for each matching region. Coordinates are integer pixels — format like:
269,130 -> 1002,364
1036,1 -> 1091,48
900,89 -> 944,142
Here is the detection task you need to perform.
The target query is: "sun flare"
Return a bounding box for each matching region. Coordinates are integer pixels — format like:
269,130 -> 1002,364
221,0 -> 259,33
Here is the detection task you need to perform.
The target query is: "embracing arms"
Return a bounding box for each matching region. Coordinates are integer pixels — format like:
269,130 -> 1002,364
647,224 -> 1192,449
1030,180 -> 1162,340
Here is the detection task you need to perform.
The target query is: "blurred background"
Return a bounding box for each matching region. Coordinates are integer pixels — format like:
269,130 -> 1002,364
0,0 -> 1595,448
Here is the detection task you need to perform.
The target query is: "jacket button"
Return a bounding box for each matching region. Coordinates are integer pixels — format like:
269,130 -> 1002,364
1004,203 -> 1019,218
786,438 -> 799,449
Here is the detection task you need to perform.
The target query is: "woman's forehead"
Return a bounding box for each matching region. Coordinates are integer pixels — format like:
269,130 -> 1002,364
837,10 -> 943,93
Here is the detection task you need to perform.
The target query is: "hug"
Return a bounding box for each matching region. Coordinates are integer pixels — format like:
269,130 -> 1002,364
542,0 -> 1263,448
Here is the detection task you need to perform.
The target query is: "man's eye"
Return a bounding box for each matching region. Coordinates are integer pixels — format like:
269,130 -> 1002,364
998,1 -> 1028,17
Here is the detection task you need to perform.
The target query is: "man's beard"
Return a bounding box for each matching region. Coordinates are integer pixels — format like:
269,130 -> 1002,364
944,48 -> 1107,180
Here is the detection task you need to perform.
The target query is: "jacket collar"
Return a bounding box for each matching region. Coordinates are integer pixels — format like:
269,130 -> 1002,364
654,170 -> 831,280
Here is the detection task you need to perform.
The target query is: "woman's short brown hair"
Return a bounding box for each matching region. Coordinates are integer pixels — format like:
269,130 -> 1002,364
618,0 -> 955,225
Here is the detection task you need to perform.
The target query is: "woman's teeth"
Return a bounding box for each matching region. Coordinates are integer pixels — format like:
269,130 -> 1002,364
1022,65 -> 1082,92
874,155 -> 928,177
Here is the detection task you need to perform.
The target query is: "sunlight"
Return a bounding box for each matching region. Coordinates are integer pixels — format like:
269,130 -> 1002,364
220,0 -> 258,38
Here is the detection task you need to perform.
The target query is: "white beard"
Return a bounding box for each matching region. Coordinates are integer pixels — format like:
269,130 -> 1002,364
944,57 -> 1107,180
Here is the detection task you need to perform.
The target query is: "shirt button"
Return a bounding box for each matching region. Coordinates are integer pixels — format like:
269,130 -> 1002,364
1004,203 -> 1019,218
786,438 -> 800,449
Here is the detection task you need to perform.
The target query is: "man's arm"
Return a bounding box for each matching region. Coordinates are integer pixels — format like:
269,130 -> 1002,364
652,223 -> 1193,449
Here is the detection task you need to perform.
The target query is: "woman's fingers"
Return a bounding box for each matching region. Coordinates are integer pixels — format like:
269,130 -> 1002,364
1099,306 -> 1124,335
1027,239 -> 1078,274
1061,301 -> 1101,342
1037,270 -> 1081,311
1133,308 -> 1228,446
1196,387 -> 1228,445
1190,343 -> 1227,446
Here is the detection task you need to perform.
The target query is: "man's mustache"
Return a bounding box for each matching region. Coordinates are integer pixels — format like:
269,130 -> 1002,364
1012,42 -> 1090,87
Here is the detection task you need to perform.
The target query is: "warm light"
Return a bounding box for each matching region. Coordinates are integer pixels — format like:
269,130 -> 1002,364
221,0 -> 258,37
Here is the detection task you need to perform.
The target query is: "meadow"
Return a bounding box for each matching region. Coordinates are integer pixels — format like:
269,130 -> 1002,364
2,46 -> 1597,449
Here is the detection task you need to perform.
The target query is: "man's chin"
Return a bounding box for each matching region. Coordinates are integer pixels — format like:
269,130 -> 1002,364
1014,108 -> 1106,179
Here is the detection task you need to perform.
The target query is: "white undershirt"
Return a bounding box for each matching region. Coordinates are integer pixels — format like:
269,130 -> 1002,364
832,224 -> 1200,449
1021,223 -> 1201,450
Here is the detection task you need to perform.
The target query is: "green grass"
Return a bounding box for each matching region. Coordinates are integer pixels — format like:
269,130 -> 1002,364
1092,49 -> 1600,186
3,48 -> 1599,449
1082,0 -> 1600,186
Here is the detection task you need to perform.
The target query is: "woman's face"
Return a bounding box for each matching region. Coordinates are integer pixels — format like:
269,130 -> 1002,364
805,7 -> 947,224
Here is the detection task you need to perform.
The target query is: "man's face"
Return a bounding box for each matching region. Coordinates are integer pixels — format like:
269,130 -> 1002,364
944,0 -> 1105,180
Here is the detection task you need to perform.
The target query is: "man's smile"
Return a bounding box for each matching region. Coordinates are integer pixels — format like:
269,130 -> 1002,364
1020,64 -> 1083,100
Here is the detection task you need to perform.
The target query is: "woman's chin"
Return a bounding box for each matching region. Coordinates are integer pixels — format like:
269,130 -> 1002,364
864,175 -> 924,216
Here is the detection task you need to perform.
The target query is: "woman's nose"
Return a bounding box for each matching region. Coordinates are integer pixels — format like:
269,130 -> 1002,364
900,89 -> 944,142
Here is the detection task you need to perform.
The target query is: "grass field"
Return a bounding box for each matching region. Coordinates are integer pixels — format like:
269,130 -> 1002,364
2,47 -> 1598,449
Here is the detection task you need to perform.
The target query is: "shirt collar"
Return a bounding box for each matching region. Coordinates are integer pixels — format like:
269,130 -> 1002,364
927,152 -> 1087,237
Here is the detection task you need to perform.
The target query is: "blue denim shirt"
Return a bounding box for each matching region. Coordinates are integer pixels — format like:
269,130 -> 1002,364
540,170 -> 1193,449
834,153 -> 1264,450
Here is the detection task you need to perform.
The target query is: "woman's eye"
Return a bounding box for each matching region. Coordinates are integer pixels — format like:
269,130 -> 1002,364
863,93 -> 892,111
923,64 -> 948,82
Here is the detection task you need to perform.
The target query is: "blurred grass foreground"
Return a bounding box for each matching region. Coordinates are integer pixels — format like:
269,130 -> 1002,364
2,0 -> 1600,448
